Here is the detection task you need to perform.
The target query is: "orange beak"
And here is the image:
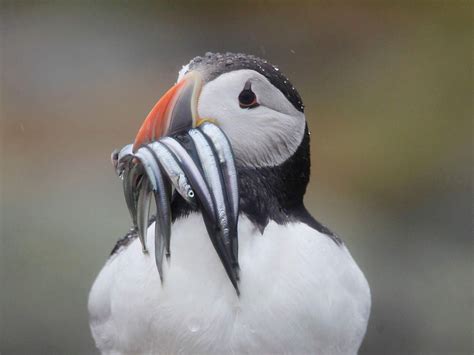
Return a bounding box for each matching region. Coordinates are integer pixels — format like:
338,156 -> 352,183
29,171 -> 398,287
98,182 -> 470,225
133,72 -> 203,152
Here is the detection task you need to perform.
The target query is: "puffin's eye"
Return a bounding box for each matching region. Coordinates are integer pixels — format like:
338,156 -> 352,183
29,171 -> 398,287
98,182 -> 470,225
238,82 -> 259,109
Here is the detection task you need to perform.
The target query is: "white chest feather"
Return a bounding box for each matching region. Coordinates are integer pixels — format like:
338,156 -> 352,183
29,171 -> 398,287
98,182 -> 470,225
88,215 -> 370,354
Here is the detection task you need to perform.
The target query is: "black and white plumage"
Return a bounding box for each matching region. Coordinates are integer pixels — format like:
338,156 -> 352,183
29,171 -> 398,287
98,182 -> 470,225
88,52 -> 371,354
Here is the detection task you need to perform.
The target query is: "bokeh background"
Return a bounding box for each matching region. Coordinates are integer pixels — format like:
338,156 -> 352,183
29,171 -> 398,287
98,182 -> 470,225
1,1 -> 472,354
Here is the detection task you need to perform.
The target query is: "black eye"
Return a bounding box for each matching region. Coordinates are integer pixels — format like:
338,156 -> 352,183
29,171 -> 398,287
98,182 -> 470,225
239,82 -> 259,109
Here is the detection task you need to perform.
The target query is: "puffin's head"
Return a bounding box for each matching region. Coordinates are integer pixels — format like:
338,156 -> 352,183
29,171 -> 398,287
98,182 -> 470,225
132,52 -> 336,236
133,52 -> 306,169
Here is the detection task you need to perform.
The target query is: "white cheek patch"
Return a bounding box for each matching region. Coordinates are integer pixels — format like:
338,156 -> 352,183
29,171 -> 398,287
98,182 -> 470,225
223,110 -> 305,168
197,70 -> 306,168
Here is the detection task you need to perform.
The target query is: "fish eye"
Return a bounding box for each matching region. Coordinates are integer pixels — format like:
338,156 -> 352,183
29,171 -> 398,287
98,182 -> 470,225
188,190 -> 195,198
239,82 -> 259,109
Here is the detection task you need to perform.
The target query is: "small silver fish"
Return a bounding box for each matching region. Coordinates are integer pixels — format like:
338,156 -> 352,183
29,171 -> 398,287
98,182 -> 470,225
142,146 -> 171,261
199,123 -> 239,223
136,175 -> 152,254
188,128 -> 238,293
160,136 -> 216,223
134,147 -> 165,253
135,147 -> 171,280
122,161 -> 142,231
199,123 -> 240,271
189,129 -> 230,243
147,141 -> 197,208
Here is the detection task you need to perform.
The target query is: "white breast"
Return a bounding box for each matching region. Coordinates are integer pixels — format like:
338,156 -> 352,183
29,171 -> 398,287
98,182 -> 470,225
88,214 -> 371,355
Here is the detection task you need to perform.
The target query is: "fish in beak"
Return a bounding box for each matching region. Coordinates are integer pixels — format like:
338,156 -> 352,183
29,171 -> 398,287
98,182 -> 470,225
116,70 -> 240,292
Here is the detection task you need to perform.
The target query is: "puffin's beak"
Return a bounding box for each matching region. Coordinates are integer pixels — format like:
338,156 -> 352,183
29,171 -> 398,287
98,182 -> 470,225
133,72 -> 203,152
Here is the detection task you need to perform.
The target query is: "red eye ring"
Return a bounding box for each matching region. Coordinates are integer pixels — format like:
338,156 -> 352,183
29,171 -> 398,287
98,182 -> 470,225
238,83 -> 259,109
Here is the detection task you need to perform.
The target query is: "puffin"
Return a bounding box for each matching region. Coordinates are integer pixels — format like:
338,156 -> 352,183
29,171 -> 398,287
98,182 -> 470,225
88,52 -> 371,355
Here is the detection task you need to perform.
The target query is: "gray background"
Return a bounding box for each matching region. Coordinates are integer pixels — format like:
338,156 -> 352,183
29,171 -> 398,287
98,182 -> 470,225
1,1 -> 472,354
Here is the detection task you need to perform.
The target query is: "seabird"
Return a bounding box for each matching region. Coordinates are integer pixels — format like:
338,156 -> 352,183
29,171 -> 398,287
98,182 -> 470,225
88,52 -> 371,355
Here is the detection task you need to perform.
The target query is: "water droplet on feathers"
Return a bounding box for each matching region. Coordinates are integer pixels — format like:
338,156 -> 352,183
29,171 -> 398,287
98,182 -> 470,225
187,318 -> 201,333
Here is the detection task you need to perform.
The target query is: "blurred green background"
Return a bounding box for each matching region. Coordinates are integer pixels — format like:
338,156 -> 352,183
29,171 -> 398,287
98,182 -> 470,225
0,1 -> 472,354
